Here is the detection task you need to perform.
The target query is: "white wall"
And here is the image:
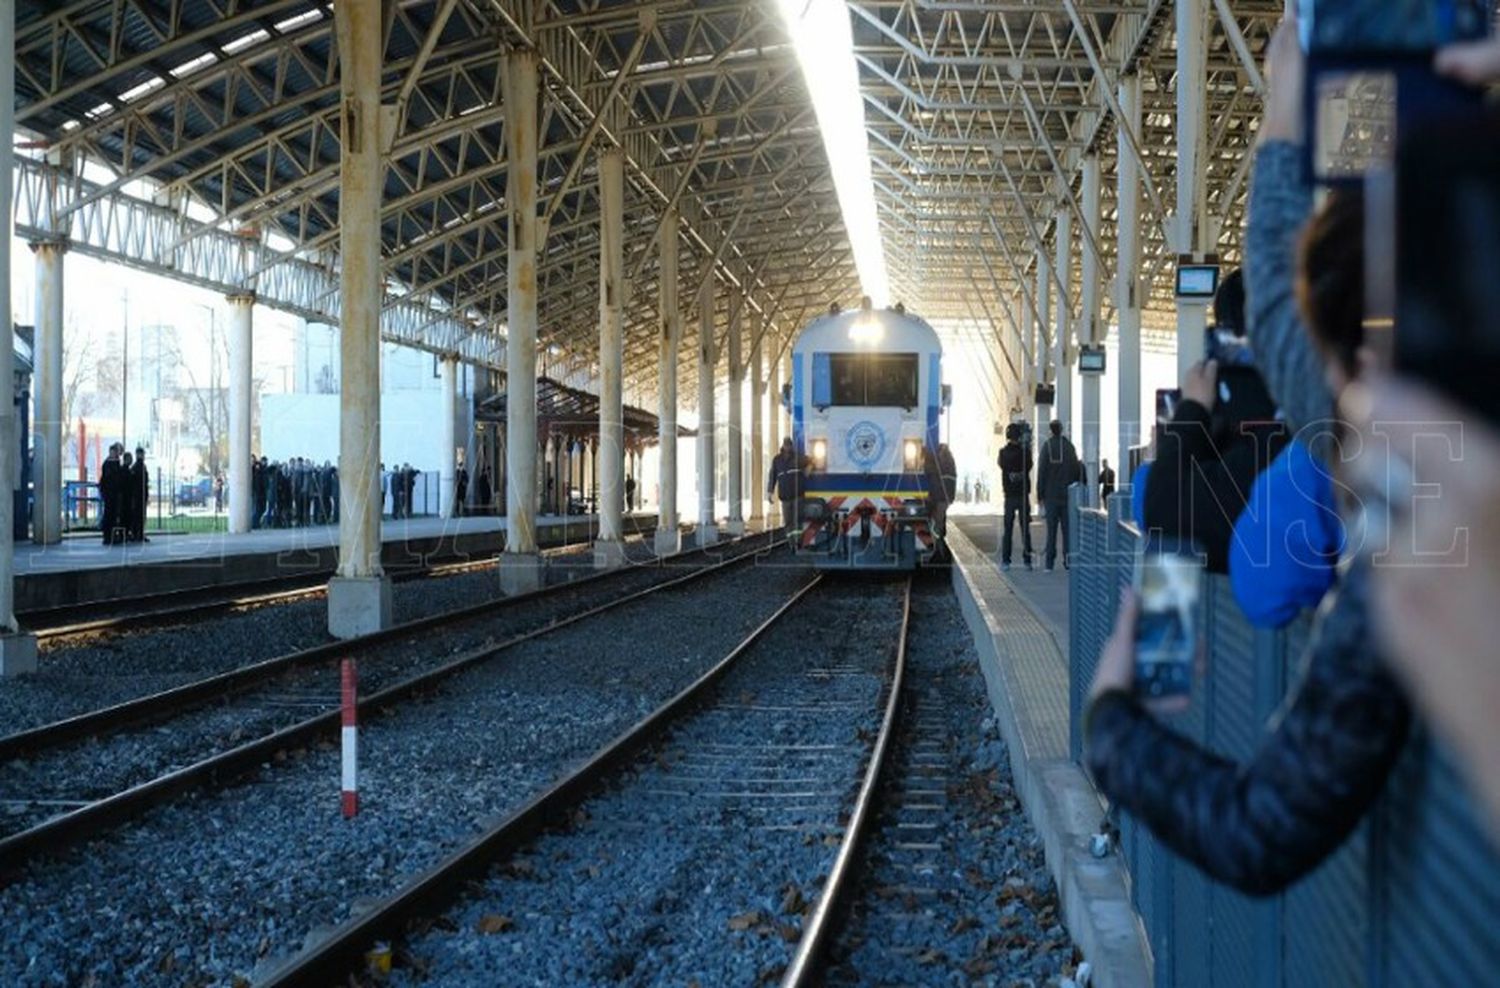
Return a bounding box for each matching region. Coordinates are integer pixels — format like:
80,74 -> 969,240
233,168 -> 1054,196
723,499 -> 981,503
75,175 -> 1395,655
261,390 -> 455,470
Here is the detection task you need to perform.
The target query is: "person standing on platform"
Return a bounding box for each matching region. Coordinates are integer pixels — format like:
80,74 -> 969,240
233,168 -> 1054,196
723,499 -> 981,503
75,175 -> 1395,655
405,463 -> 417,518
476,466 -> 492,515
130,447 -> 150,542
625,473 -> 636,513
768,437 -> 801,533
1036,420 -> 1079,571
998,423 -> 1034,571
100,443 -> 124,544
1100,459 -> 1116,502
455,461 -> 469,517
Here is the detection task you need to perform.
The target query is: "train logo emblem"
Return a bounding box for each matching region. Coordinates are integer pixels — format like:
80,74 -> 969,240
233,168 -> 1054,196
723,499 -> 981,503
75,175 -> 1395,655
845,421 -> 887,470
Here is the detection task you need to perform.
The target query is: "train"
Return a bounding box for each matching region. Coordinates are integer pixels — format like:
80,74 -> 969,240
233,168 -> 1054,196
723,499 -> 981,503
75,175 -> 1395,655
784,300 -> 949,571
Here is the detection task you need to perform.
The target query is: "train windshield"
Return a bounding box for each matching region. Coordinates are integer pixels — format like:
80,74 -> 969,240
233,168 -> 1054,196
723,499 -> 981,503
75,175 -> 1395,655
828,353 -> 920,408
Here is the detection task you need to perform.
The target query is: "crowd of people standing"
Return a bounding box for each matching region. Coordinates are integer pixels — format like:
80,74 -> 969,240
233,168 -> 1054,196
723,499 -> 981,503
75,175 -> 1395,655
99,443 -> 150,544
252,457 -> 339,529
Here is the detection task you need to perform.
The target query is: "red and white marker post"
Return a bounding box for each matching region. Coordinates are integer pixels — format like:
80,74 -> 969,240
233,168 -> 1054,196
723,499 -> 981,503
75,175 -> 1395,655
340,658 -> 359,818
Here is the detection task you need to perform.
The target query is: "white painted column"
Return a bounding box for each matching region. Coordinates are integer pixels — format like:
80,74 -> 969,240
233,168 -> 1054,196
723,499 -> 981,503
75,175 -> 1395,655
439,355 -> 458,520
500,49 -> 544,593
724,296 -> 744,535
1080,155 -> 1103,504
748,308 -> 765,529
1053,208 -> 1073,438
696,278 -> 718,543
328,1 -> 392,638
30,239 -> 64,545
1034,250 -> 1052,440
1117,70 -> 1144,473
0,3 -> 37,674
1176,0 -> 1210,376
595,148 -> 627,567
227,294 -> 254,534
766,337 -> 781,483
655,210 -> 682,556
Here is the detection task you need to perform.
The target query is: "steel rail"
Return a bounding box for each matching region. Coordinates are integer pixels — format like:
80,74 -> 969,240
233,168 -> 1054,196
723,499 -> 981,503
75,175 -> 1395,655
256,571 -> 826,988
781,574 -> 914,987
0,535 -> 771,875
0,527 -> 696,762
20,521 -> 661,638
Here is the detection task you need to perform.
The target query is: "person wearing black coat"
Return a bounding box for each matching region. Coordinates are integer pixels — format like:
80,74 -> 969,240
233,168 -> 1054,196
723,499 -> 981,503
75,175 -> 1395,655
121,450 -> 143,542
997,424 -> 1033,570
100,443 -> 124,544
1035,421 -> 1079,570
476,467 -> 492,514
455,464 -> 469,517
767,438 -> 802,531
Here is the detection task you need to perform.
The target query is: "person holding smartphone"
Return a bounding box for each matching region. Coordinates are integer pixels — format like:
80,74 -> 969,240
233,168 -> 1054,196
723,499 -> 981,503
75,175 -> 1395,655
1082,16 -> 1413,895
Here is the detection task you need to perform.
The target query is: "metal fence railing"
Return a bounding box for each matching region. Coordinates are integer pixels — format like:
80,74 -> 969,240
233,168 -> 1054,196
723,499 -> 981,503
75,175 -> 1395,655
1069,492 -> 1500,987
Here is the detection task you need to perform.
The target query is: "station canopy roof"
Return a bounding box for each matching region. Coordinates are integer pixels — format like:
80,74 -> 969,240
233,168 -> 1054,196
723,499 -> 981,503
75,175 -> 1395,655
476,376 -> 693,446
12,1 -> 1284,399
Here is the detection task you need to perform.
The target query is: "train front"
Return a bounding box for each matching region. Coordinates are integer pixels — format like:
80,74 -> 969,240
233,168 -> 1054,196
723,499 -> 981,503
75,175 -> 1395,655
787,304 -> 946,570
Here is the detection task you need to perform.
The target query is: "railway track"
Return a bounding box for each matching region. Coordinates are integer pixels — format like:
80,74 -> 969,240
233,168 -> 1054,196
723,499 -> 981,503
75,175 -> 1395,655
0,533 -> 770,873
258,574 -> 914,987
22,527 -> 656,642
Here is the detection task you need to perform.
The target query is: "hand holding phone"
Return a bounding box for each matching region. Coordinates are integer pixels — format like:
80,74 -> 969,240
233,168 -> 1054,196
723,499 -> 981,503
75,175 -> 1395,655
1133,535 -> 1205,701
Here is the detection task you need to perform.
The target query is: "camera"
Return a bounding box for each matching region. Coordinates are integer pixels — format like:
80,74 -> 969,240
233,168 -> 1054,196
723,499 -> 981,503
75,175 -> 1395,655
1300,0 -> 1489,185
1391,111 -> 1500,425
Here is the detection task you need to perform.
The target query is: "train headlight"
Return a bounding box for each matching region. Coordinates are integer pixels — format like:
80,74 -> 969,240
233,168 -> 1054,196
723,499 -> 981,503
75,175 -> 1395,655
811,439 -> 828,469
903,439 -> 921,469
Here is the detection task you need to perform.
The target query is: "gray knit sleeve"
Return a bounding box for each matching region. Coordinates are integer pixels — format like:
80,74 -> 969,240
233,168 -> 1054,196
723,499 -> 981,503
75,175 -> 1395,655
1244,141 -> 1336,455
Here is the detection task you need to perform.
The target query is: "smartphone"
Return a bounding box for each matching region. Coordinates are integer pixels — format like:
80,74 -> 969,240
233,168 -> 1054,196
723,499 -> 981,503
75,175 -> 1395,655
1155,388 -> 1182,426
1133,535 -> 1204,700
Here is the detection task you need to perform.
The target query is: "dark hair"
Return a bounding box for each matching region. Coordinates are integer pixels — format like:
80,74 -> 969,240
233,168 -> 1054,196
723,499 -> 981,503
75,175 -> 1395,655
1049,420 -> 1062,437
1005,423 -> 1022,442
1296,189 -> 1365,379
1213,268 -> 1246,336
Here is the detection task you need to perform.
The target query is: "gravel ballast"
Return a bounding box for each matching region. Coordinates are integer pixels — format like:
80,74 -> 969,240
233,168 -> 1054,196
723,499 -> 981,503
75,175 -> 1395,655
825,577 -> 1080,987
0,553 -> 808,987
0,538 -> 718,840
0,532 -> 669,736
384,577 -> 909,988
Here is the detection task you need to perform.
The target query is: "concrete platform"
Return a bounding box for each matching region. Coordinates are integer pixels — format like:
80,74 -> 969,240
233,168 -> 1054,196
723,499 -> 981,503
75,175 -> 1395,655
15,513 -> 659,616
948,513 -> 1151,988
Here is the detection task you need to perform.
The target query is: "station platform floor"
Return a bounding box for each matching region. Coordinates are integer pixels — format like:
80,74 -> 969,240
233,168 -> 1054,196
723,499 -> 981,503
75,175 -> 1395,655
13,512 -> 662,615
946,510 -> 1149,987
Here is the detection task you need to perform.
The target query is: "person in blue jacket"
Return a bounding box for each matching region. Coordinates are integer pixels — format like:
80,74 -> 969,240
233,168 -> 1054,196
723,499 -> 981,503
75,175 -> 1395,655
1229,438 -> 1345,629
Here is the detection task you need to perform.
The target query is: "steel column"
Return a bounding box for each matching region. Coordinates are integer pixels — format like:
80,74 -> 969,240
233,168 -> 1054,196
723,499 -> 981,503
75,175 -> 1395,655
30,239 -> 64,545
725,295 -> 744,534
327,0 -> 392,638
697,278 -> 718,542
439,355 -> 458,520
1176,0 -> 1210,375
766,338 -> 781,480
1053,208 -> 1073,439
1080,154 -> 1102,504
654,209 -> 681,555
1117,71 -> 1144,475
595,148 -> 626,567
227,294 -> 254,534
500,49 -> 543,593
0,0 -> 36,674
748,307 -> 764,528
1034,248 -> 1052,441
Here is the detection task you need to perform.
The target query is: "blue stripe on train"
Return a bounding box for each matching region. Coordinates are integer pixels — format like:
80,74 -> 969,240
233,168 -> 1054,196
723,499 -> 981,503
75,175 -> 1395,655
792,352 -> 805,452
926,353 -> 941,452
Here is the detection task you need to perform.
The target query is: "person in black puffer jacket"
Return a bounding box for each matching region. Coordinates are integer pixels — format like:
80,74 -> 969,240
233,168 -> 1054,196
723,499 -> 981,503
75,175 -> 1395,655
1083,19 -> 1411,897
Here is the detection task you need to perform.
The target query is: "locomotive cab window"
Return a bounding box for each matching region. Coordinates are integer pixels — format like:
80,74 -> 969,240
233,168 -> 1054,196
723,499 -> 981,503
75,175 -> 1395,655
825,353 -> 920,409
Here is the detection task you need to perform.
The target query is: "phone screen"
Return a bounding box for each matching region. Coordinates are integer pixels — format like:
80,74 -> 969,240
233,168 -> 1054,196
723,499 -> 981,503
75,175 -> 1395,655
1155,388 -> 1182,426
1133,535 -> 1204,700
